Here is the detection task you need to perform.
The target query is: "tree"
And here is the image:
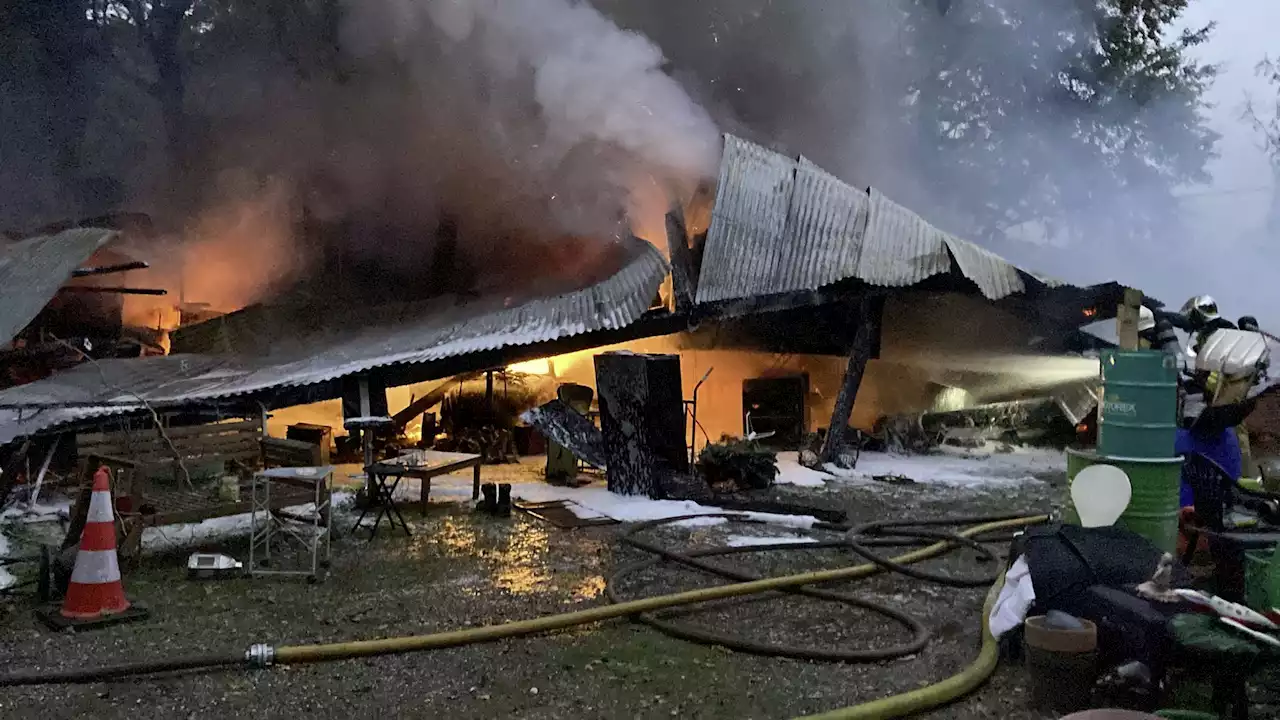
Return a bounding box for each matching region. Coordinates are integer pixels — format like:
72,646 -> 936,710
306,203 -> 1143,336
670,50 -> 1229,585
100,1 -> 199,210
893,0 -> 1218,252
1245,58 -> 1280,238
2,1 -> 110,217
81,0 -> 349,213
599,0 -> 1218,256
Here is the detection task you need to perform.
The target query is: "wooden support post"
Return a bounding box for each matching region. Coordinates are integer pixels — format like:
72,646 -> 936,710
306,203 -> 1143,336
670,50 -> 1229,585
1116,287 -> 1144,351
0,437 -> 32,516
666,209 -> 696,312
817,295 -> 880,468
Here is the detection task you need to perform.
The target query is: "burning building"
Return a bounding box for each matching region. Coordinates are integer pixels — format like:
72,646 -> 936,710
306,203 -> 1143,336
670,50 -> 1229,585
0,135 -> 1126,470
0,218 -> 173,391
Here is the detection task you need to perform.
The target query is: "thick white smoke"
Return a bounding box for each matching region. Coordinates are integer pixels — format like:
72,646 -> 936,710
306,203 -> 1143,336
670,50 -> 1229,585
433,0 -> 720,183
342,0 -> 721,246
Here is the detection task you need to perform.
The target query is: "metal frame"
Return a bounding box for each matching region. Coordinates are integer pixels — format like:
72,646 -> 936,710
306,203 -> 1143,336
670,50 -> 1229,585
248,466 -> 333,581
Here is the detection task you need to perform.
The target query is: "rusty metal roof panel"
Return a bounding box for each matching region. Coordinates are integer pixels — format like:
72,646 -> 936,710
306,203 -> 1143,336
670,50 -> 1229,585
0,228 -> 117,344
696,134 -> 1070,304
0,240 -> 669,444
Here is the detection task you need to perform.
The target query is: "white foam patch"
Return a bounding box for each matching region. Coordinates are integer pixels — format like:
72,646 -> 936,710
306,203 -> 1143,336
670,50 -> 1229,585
510,483 -> 817,529
724,534 -> 813,548
0,496 -> 72,523
384,475 -> 482,504
0,529 -> 14,590
140,492 -> 356,554
774,453 -> 833,487
824,444 -> 1063,488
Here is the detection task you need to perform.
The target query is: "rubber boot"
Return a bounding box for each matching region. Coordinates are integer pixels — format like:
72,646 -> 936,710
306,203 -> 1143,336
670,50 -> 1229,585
479,483 -> 498,513
496,483 -> 512,517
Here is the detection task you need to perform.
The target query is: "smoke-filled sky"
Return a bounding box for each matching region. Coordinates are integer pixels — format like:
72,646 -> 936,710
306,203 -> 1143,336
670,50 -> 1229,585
4,0 -> 1280,329
591,0 -> 1280,327
1172,0 -> 1279,326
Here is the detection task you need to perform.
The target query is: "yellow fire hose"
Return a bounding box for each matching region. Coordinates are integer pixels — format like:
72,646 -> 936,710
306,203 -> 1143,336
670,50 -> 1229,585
1,514 -> 1043,720
270,516 -> 1040,667
793,569 -> 1006,720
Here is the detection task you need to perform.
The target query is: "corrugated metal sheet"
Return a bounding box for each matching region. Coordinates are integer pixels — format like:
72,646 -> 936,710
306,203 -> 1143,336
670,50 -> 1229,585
696,134 -> 1067,304
0,240 -> 669,445
858,187 -> 951,289
0,228 -> 117,343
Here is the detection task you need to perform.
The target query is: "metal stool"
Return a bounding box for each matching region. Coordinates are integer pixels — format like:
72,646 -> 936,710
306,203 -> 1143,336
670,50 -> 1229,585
248,466 -> 334,581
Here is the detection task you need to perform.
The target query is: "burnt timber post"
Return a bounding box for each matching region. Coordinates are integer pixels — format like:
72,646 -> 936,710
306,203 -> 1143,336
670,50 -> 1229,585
665,209 -> 697,312
594,352 -> 688,497
817,294 -> 881,468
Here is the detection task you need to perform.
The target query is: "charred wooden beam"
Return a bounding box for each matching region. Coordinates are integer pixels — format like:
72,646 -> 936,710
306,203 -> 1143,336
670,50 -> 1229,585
390,372 -> 482,430
666,209 -> 696,312
72,261 -> 150,277
817,294 -> 882,468
0,437 -> 32,511
60,286 -> 167,296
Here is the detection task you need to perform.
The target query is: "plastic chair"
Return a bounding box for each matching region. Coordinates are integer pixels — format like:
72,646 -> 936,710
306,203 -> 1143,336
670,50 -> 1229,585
1178,452 -> 1276,604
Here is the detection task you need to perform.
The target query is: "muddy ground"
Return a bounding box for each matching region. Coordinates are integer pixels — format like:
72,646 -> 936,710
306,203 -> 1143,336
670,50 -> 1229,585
0,459 -> 1264,719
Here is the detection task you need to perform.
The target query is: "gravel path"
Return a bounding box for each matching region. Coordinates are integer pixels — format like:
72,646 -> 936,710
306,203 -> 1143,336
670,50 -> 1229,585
0,464 -> 1066,719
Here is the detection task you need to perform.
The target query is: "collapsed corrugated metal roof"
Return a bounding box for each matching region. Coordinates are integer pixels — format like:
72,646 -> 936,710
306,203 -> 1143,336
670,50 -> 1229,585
0,228 -> 117,344
0,239 -> 669,444
696,134 -> 1066,304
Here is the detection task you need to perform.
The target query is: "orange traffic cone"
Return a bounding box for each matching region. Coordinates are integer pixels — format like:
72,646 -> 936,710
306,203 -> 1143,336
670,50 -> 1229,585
38,466 -> 148,630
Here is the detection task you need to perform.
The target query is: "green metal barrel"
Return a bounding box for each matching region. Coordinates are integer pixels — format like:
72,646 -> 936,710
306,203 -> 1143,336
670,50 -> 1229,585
1066,448 -> 1184,553
1097,350 -> 1179,459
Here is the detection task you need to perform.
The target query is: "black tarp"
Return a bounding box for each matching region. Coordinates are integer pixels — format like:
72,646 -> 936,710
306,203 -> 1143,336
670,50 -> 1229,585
1018,524 -> 1191,616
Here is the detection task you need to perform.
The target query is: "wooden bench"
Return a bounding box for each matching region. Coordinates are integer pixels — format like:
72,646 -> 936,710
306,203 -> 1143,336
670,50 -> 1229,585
69,420 -> 328,562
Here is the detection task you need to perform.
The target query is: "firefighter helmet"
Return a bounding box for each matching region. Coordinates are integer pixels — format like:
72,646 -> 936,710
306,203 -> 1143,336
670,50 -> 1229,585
1138,306 -> 1156,333
1180,295 -> 1219,326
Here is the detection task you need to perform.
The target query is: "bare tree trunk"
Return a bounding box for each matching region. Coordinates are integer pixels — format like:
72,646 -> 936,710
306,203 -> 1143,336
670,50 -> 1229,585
132,0 -> 198,212
17,0 -> 105,216
817,295 -> 880,468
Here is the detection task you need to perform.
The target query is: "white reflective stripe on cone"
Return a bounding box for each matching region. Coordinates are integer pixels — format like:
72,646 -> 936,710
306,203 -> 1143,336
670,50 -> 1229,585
86,490 -> 115,523
70,549 -> 122,585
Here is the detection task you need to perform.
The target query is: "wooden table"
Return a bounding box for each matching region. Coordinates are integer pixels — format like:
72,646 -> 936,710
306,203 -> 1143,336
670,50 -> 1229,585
366,450 -> 484,513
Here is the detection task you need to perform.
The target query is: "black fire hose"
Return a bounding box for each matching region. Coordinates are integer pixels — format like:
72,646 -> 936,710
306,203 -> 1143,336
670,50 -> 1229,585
0,654 -> 243,687
609,515 -> 934,661
607,513 -> 1026,663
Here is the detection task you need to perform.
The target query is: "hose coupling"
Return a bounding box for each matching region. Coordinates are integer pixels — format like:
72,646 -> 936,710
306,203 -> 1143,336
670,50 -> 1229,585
245,644 -> 275,668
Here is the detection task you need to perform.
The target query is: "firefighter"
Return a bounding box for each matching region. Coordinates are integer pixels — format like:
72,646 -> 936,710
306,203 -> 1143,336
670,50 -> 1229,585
1137,306 -> 1156,349
1179,294 -> 1235,354
1173,296 -> 1241,515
